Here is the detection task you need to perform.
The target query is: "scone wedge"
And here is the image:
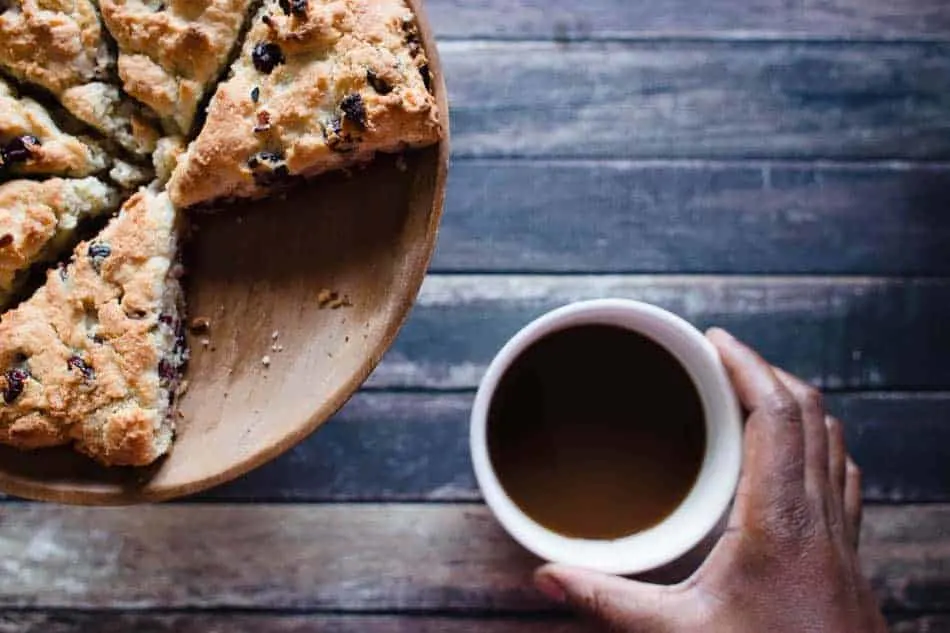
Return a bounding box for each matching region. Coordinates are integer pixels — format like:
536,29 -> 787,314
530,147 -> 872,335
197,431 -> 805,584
0,0 -> 160,155
0,177 -> 120,310
168,0 -> 442,208
0,188 -> 187,466
100,0 -> 256,136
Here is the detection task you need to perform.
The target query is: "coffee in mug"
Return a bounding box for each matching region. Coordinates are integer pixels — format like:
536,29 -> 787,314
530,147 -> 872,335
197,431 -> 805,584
486,324 -> 707,540
471,299 -> 743,575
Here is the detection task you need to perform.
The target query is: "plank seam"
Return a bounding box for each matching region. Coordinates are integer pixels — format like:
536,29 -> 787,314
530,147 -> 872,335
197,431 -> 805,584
446,157 -> 950,170
435,36 -> 950,46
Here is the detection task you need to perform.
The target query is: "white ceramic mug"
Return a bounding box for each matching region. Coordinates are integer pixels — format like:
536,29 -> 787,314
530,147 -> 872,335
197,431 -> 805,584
470,299 -> 743,575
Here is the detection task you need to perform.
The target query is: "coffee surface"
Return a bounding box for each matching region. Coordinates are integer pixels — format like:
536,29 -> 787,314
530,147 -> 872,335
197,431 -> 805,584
487,325 -> 706,540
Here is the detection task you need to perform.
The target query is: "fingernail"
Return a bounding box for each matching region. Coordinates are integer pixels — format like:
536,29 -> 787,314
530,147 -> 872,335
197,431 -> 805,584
534,572 -> 567,603
707,327 -> 733,340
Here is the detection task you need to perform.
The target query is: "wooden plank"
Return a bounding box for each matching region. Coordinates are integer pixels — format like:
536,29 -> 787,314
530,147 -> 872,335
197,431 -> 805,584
0,614 -> 592,633
441,41 -> 950,160
0,504 -> 944,612
0,612 -> 944,633
427,0 -> 950,41
892,615 -> 950,633
368,275 -> 950,391
197,392 -> 950,504
434,161 -> 950,275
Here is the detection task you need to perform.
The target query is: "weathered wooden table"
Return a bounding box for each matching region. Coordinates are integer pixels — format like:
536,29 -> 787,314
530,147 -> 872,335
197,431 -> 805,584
3,1 -> 950,631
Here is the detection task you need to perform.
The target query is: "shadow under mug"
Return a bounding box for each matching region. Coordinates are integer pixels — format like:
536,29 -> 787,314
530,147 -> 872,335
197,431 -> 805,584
470,299 -> 743,576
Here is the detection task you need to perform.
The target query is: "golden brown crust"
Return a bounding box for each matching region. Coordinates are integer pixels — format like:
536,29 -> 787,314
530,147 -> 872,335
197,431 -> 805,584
0,77 -> 109,178
0,189 -> 185,466
0,0 -> 109,94
101,0 -> 255,134
0,1 -> 162,155
167,0 -> 442,208
0,177 -> 120,307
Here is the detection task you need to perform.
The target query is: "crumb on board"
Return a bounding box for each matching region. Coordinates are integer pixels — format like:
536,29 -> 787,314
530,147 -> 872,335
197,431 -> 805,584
189,316 -> 212,334
271,330 -> 280,340
262,355 -> 271,367
201,338 -> 211,349
317,288 -> 352,309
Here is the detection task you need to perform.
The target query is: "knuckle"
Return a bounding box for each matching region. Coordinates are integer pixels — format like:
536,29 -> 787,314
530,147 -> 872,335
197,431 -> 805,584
583,586 -> 615,619
800,387 -> 824,414
763,391 -> 802,422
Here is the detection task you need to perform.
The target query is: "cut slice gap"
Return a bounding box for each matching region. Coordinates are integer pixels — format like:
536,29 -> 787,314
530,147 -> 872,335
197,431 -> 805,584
185,0 -> 265,139
167,0 -> 442,209
0,71 -> 158,189
0,177 -> 121,310
0,77 -> 110,180
0,188 -> 187,467
100,0 -> 260,137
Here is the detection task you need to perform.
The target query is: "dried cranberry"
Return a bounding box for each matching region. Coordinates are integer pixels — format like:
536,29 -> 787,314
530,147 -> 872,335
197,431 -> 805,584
3,368 -> 28,404
367,70 -> 392,95
158,314 -> 175,326
252,42 -> 285,74
254,110 -> 272,133
0,135 -> 40,170
340,93 -> 367,129
259,151 -> 284,163
88,243 -> 111,273
279,0 -> 307,17
419,64 -> 433,92
403,18 -> 421,46
158,359 -> 177,383
67,355 -> 95,381
252,164 -> 291,187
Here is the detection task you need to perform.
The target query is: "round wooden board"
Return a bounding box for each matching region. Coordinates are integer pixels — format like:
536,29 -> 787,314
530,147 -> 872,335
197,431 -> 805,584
0,0 -> 450,505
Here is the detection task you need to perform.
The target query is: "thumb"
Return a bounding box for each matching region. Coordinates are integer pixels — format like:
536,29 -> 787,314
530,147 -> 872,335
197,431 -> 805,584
534,564 -> 683,632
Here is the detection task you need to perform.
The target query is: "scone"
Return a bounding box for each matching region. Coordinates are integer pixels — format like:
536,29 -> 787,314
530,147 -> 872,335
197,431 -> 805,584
0,0 -> 160,155
0,188 -> 186,466
0,78 -> 109,179
0,177 -> 120,310
167,0 -> 442,208
100,0 -> 256,135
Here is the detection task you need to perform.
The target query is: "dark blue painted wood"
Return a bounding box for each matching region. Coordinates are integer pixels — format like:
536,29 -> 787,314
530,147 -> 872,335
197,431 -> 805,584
427,0 -> 950,41
189,392 -> 950,504
367,276 -> 950,391
434,161 -> 950,275
442,41 -> 950,159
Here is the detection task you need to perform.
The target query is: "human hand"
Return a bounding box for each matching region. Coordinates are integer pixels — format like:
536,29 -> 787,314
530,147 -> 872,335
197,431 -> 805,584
533,328 -> 888,632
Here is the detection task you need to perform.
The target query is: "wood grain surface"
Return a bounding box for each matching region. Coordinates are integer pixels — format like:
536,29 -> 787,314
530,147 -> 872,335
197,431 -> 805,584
442,41 -> 950,160
434,161 -> 950,275
169,391 -> 950,504
0,504 -> 944,612
426,0 -> 950,40
370,275 -> 950,390
0,613 -> 946,633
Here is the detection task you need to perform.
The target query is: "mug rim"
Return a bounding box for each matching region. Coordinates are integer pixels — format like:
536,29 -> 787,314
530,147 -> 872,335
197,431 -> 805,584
470,299 -> 743,575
